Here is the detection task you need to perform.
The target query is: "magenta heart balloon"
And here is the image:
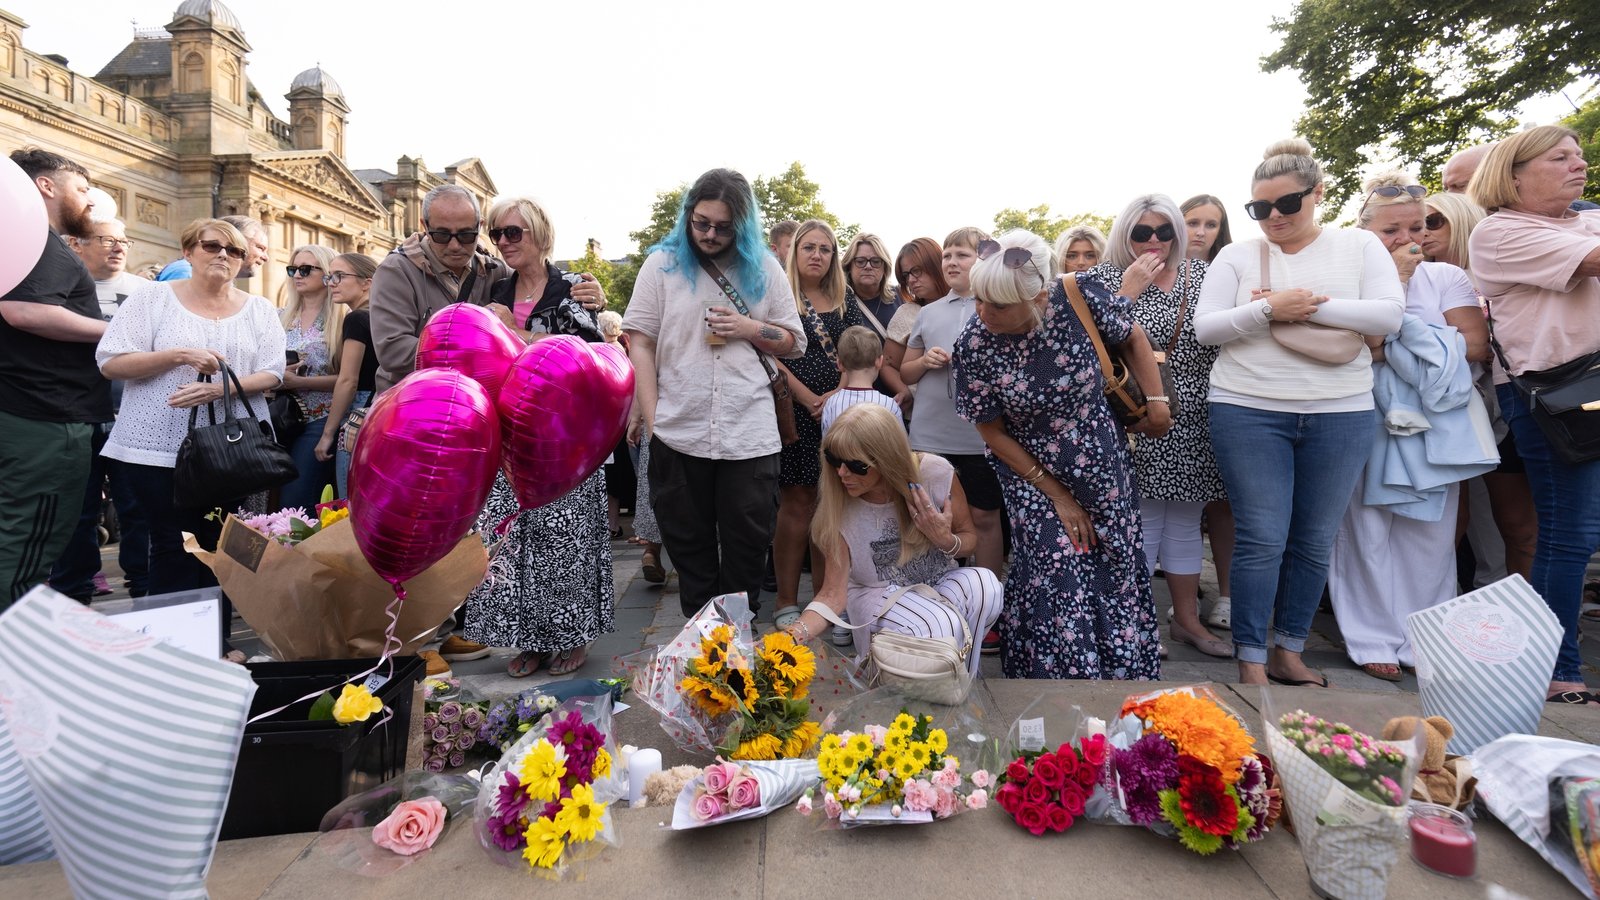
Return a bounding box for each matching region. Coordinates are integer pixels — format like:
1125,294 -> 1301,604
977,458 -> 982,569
499,336 -> 635,510
415,303 -> 523,404
348,369 -> 502,585
0,158 -> 48,297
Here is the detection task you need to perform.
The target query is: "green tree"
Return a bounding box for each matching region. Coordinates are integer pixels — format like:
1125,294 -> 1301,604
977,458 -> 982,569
1564,91 -> 1600,202
627,185 -> 685,256
753,162 -> 859,242
1262,0 -> 1600,212
992,205 -> 1115,243
565,239 -> 621,310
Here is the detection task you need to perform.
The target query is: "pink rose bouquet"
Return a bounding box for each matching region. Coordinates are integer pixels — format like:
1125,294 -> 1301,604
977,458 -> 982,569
372,797 -> 447,855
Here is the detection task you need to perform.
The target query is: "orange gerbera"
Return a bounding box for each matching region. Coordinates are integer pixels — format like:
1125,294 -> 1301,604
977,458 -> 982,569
1136,692 -> 1255,784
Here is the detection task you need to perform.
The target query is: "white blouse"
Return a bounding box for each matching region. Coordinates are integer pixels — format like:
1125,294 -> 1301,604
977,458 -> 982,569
97,281 -> 286,467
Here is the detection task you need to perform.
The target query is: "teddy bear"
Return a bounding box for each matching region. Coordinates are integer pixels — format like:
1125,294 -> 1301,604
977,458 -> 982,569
1381,715 -> 1476,809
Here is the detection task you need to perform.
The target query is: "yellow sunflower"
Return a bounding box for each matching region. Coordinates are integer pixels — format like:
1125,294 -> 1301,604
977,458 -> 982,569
723,664 -> 761,710
759,632 -> 817,688
693,625 -> 736,677
680,675 -> 736,717
555,783 -> 607,844
733,732 -> 782,760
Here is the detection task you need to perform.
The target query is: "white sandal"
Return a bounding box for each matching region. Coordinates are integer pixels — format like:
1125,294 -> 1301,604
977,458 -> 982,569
1206,596 -> 1231,628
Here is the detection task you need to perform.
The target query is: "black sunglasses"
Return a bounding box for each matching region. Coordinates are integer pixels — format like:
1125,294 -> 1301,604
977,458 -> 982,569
285,264 -> 323,278
1424,212 -> 1448,231
690,217 -> 734,237
1129,222 -> 1177,243
489,225 -> 532,244
426,228 -> 480,246
1243,185 -> 1317,221
975,239 -> 1036,270
824,450 -> 872,476
198,239 -> 245,261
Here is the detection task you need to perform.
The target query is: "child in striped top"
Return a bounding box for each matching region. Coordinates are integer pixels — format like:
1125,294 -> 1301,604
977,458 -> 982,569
821,326 -> 903,437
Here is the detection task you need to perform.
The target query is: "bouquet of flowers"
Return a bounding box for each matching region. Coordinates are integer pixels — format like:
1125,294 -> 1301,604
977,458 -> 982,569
1108,686 -> 1279,855
670,757 -> 820,829
421,682 -> 492,772
995,735 -> 1104,835
619,595 -> 862,757
1262,690 -> 1422,900
799,708 -> 991,826
317,771 -> 479,876
474,694 -> 624,877
230,488 -> 349,545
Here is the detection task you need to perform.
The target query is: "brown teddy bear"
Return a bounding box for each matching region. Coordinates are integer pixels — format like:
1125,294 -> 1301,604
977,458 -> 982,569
1381,715 -> 1476,810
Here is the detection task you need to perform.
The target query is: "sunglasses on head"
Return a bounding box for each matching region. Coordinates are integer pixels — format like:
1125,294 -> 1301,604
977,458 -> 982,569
489,225 -> 532,244
1243,185 -> 1317,221
1129,222 -> 1177,243
1424,212 -> 1448,231
197,239 -> 245,260
1365,185 -> 1427,204
426,227 -> 480,246
285,264 -> 323,278
824,450 -> 872,476
976,239 -> 1035,270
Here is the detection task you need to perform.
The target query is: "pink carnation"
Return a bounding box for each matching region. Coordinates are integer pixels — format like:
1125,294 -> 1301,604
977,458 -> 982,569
966,789 -> 989,810
823,792 -> 843,818
970,769 -> 992,789
865,724 -> 888,747
903,778 -> 938,813
933,786 -> 960,819
932,766 -> 962,790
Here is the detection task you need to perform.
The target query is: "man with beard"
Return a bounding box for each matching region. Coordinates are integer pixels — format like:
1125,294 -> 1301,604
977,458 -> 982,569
0,149 -> 111,606
623,168 -> 806,616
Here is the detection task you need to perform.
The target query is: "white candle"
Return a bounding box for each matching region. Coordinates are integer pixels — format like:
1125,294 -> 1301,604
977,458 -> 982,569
628,748 -> 662,806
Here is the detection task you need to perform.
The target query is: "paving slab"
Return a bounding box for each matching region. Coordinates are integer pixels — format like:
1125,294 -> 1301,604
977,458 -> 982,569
0,832 -> 314,899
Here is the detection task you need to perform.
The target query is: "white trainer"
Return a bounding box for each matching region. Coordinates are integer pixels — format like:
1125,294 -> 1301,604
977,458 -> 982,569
1207,596 -> 1232,628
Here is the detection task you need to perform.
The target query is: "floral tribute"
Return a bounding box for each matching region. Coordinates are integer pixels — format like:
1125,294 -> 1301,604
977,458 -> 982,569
1110,688 -> 1280,855
680,625 -> 822,760
799,710 -> 990,823
481,709 -> 616,871
995,735 -> 1106,835
690,760 -> 763,821
1275,710 -> 1409,807
232,486 -> 348,546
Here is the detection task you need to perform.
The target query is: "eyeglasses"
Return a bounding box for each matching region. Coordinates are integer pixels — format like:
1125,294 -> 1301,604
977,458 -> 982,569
824,450 -> 872,476
285,264 -> 323,278
1129,222 -> 1177,243
488,225 -> 532,244
902,266 -> 928,281
689,217 -> 734,237
89,236 -> 135,249
197,239 -> 246,260
1364,185 -> 1427,204
426,227 -> 480,246
1243,185 -> 1318,221
976,239 -> 1038,272
1423,212 -> 1448,231
322,271 -> 361,286
851,258 -> 886,270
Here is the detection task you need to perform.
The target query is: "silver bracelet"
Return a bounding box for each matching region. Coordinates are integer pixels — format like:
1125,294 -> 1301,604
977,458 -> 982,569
941,534 -> 962,558
792,619 -> 812,641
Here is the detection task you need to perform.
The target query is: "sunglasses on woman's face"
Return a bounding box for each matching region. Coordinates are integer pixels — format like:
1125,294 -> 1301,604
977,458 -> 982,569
1424,213 -> 1448,230
489,225 -> 530,244
1129,222 -> 1176,243
198,239 -> 245,260
286,264 -> 323,278
824,450 -> 872,476
1243,185 -> 1317,221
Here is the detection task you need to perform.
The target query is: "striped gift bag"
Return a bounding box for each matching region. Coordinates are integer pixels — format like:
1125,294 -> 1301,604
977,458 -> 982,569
1475,734 -> 1600,899
1406,575 -> 1562,755
0,586 -> 256,899
0,704 -> 54,864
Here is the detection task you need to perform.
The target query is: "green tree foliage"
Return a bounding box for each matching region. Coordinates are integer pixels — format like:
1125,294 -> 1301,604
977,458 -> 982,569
992,205 -> 1115,243
627,185 -> 685,256
1564,91 -> 1600,202
1262,0 -> 1600,212
564,240 -> 621,310
752,162 -> 859,241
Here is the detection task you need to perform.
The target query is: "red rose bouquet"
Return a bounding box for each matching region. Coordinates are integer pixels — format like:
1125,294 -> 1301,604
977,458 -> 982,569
995,734 -> 1108,835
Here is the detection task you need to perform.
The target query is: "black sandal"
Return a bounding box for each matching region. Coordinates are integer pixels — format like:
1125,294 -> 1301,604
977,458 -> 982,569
1547,690 -> 1600,706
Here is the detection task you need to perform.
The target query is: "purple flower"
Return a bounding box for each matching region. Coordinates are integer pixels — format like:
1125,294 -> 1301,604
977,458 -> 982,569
449,719 -> 462,735
462,707 -> 484,728
457,731 -> 475,751
431,726 -> 451,743
497,773 -> 529,819
422,713 -> 439,732
437,702 -> 462,724
448,750 -> 465,768
514,695 -> 537,722
1112,733 -> 1179,826
486,808 -> 527,852
423,756 -> 446,774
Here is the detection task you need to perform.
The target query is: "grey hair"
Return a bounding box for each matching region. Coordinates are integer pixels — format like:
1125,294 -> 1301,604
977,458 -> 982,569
422,184 -> 480,225
1106,194 -> 1187,269
969,230 -> 1053,310
1252,137 -> 1323,190
219,214 -> 267,243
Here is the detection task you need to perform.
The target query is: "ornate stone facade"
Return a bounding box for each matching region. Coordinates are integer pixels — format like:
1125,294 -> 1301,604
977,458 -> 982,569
0,1 -> 496,302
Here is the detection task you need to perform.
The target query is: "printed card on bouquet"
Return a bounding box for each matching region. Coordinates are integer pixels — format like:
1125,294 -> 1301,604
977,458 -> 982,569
1406,575 -> 1562,755
98,587 -> 222,661
0,586 -> 256,900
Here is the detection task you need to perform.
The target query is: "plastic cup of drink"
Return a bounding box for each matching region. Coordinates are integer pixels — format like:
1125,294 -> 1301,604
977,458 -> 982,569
703,299 -> 726,345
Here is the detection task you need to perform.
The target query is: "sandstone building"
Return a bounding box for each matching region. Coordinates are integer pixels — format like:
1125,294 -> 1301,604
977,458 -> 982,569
0,0 -> 496,301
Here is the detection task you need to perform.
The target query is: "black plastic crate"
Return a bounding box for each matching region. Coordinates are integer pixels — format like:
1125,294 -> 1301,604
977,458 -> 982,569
221,655 -> 424,839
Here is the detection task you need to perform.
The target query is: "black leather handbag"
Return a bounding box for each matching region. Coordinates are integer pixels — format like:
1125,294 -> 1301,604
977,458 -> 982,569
173,362 -> 298,508
267,390 -> 308,447
1488,299 -> 1600,464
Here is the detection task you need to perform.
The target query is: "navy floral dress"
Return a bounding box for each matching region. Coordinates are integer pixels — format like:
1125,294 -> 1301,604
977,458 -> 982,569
953,273 -> 1159,680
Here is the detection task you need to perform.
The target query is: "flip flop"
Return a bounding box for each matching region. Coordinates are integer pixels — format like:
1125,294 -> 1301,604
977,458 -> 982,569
1548,690 -> 1600,706
549,646 -> 588,676
507,650 -> 546,678
1267,671 -> 1329,688
1361,663 -> 1403,682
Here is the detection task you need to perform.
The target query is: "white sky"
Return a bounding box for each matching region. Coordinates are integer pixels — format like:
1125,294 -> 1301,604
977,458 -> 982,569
12,0 -> 1583,260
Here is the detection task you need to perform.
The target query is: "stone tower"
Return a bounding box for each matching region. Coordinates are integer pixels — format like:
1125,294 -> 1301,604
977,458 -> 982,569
285,66 -> 348,156
164,0 -> 252,155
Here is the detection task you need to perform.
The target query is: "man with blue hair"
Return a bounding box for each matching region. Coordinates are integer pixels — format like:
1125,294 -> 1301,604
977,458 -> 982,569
623,168 -> 806,616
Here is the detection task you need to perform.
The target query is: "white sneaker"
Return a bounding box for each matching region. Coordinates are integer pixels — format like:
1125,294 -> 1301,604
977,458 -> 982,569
1207,596 -> 1231,628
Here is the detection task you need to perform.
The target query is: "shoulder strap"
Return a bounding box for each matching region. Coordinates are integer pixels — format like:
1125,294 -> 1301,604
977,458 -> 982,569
456,260 -> 480,305
1062,274 -> 1117,382
1258,240 -> 1272,292
798,292 -> 840,365
695,255 -> 781,380
852,290 -> 889,339
1166,260 -> 1189,356
1482,295 -> 1519,379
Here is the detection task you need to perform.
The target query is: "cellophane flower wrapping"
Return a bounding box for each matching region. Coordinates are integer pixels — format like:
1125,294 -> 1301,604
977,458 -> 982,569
616,593 -> 865,757
802,686 -> 999,828
670,757 -> 821,829
1261,688 -> 1423,899
473,693 -> 624,879
994,696 -> 1114,833
315,771 -> 479,876
1105,684 -> 1277,854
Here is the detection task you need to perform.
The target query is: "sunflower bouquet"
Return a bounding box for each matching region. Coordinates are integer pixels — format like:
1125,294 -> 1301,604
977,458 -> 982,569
473,694 -> 624,878
798,709 -> 992,827
1107,686 -> 1281,855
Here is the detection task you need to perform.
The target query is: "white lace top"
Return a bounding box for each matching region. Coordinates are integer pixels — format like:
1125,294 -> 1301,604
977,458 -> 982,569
97,281 -> 286,467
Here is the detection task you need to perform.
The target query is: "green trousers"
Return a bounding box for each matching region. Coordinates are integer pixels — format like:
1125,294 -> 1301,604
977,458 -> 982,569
0,409 -> 91,607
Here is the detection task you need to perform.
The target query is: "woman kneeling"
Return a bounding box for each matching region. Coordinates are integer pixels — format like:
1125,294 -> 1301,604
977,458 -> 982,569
783,403 -> 1001,679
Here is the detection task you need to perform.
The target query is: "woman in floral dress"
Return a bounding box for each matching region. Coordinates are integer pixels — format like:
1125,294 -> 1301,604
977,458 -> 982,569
954,231 -> 1170,679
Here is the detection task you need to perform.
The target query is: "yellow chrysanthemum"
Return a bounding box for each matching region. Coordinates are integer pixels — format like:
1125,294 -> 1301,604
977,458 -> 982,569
331,684 -> 384,724
733,732 -> 782,760
878,750 -> 901,774
821,733 -> 843,753
905,741 -> 931,769
680,675 -> 737,717
892,713 -> 916,734
885,731 -> 908,751
519,740 -> 567,803
927,729 -> 948,755
523,816 -> 566,869
555,783 -> 607,844
894,757 -> 919,780
846,734 -> 874,757
592,747 -> 612,780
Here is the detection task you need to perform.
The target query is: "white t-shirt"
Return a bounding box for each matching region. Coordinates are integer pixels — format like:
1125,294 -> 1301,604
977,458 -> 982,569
97,281 -> 286,467
94,272 -> 150,321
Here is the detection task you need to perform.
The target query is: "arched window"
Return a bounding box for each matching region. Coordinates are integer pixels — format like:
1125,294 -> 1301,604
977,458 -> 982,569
180,51 -> 205,94
218,59 -> 240,105
295,115 -> 316,150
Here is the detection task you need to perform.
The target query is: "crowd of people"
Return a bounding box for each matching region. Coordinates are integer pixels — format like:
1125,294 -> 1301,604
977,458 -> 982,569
1,126 -> 1596,705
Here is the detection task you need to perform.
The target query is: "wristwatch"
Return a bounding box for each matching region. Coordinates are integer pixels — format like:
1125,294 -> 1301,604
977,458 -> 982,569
1260,299 -> 1275,321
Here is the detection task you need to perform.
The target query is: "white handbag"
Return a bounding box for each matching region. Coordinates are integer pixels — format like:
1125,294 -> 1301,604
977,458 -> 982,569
808,584 -> 974,705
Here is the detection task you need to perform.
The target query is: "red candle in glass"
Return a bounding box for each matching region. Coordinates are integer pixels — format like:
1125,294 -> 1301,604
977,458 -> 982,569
1409,803 -> 1476,878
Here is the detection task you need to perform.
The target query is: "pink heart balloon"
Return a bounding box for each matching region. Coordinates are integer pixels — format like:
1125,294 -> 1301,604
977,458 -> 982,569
0,158 -> 49,297
414,302 -> 523,404
348,369 -> 502,586
499,336 -> 634,510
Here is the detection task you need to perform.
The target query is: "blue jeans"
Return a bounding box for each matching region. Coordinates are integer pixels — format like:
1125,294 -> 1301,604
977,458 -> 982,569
333,391 -> 372,500
1498,383 -> 1600,683
1209,403 -> 1376,664
281,416 -> 333,511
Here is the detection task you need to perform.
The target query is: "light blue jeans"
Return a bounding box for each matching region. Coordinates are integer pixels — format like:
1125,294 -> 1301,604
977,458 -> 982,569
281,416 -> 332,511
334,391 -> 373,500
1209,403 -> 1376,664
